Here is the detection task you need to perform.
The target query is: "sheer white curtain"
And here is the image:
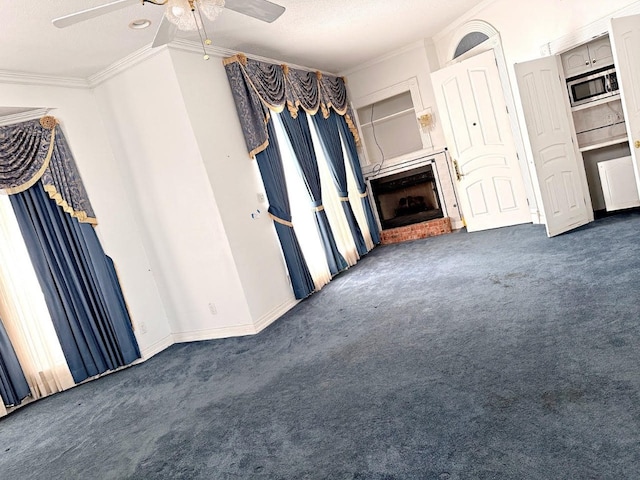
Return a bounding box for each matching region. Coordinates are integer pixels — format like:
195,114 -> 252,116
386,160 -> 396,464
0,194 -> 75,402
309,115 -> 361,266
272,114 -> 333,291
267,111 -> 371,290
344,140 -> 375,252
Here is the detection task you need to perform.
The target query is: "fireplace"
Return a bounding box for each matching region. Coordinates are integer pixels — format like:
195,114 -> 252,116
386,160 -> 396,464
370,164 -> 444,230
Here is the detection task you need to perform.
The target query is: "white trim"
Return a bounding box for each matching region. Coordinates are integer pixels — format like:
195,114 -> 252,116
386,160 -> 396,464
0,108 -> 50,126
168,39 -> 235,58
546,1 -> 640,55
253,298 -> 299,333
171,323 -> 258,343
138,334 -> 174,361
446,20 -> 499,63
351,77 -> 421,110
339,40 -> 426,77
0,70 -> 89,89
169,39 -> 339,75
87,44 -> 168,87
432,0 -> 499,43
0,38 -> 339,90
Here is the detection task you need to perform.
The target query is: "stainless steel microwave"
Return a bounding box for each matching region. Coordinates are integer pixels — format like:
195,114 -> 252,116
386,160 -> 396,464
567,67 -> 618,107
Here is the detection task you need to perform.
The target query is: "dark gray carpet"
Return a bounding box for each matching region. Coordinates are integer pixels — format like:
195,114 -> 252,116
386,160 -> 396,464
1,213 -> 640,479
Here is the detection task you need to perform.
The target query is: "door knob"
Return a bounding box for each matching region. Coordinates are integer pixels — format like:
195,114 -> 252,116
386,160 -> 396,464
453,159 -> 464,181
635,140 -> 640,149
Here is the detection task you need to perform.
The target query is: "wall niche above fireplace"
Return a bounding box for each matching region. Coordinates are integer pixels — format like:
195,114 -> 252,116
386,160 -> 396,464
370,164 -> 443,230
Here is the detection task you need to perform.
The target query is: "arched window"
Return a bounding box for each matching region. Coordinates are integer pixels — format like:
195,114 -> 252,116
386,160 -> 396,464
453,32 -> 490,59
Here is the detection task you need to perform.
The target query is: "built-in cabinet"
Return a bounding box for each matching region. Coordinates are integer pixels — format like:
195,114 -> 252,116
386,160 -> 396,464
561,36 -> 614,78
513,19 -> 640,237
562,35 -> 640,213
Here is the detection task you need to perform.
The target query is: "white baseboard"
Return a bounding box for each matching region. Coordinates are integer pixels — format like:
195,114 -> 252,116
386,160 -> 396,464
136,299 -> 299,358
171,323 -> 257,344
253,298 -> 299,333
138,335 -> 174,361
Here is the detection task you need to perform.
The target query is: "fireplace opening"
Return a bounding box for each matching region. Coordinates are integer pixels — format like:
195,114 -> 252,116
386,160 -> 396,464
370,164 -> 443,230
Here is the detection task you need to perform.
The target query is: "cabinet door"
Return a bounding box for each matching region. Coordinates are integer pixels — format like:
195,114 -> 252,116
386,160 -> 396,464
588,36 -> 614,69
515,56 -> 591,237
611,14 -> 640,199
561,44 -> 591,78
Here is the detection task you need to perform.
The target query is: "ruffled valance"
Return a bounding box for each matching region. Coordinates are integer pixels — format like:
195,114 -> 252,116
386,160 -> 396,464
0,117 -> 96,224
223,53 -> 360,157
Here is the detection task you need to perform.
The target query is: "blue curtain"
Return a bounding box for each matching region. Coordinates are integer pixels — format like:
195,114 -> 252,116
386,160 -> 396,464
312,111 -> 368,256
279,110 -> 347,276
256,121 -> 315,299
10,182 -> 140,384
0,318 -> 30,407
336,114 -> 381,245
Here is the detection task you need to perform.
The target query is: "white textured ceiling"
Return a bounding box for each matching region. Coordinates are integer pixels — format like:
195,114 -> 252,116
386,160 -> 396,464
1,0 -> 485,79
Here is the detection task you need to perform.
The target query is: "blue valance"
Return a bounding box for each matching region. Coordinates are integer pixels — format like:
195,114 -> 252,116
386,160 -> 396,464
223,54 -> 359,158
0,117 -> 96,224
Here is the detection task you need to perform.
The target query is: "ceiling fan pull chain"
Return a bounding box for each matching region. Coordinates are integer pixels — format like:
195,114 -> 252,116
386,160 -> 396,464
193,1 -> 213,60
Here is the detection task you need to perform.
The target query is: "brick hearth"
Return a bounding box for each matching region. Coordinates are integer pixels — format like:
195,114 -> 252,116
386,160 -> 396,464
380,217 -> 452,245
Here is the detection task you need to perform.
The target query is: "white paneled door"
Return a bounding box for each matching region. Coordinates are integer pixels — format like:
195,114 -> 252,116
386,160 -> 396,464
611,14 -> 640,197
515,56 -> 591,237
431,49 -> 531,232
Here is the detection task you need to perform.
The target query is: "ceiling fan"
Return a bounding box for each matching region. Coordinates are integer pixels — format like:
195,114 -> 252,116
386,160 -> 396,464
53,0 -> 285,56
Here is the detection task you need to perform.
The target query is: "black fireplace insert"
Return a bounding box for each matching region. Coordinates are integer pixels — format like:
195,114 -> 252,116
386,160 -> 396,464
370,164 -> 443,230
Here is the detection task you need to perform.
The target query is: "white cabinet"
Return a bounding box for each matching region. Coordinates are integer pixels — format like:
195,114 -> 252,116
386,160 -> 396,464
561,35 -> 614,78
598,156 -> 640,211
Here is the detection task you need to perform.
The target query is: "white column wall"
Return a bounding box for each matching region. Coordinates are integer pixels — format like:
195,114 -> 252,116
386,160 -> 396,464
167,48 -> 297,329
0,82 -> 171,358
93,50 -> 255,344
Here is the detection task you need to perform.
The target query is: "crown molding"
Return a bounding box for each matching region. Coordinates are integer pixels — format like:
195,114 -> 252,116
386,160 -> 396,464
0,70 -> 89,89
168,39 -> 236,58
87,44 -> 169,87
0,38 -> 338,92
338,40 -> 427,77
169,39 -> 337,75
0,108 -> 50,126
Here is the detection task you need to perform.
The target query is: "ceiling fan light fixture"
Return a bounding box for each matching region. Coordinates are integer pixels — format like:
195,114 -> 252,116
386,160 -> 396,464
165,0 -> 225,31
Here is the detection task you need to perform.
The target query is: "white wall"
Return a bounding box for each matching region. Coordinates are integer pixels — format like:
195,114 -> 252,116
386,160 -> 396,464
432,0 -> 640,69
0,81 -> 171,358
93,49 -> 256,345
167,48 -> 297,328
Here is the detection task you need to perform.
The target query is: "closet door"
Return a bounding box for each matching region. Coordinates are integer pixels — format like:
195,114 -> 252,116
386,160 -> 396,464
515,56 -> 591,237
610,14 -> 640,198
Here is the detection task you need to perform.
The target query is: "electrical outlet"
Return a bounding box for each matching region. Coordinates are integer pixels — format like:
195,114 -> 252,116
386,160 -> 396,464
257,193 -> 266,203
208,302 -> 217,316
138,321 -> 147,334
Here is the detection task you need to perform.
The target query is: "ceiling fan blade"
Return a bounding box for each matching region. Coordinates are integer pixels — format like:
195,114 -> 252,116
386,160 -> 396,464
151,14 -> 177,48
52,0 -> 141,28
223,0 -> 285,23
